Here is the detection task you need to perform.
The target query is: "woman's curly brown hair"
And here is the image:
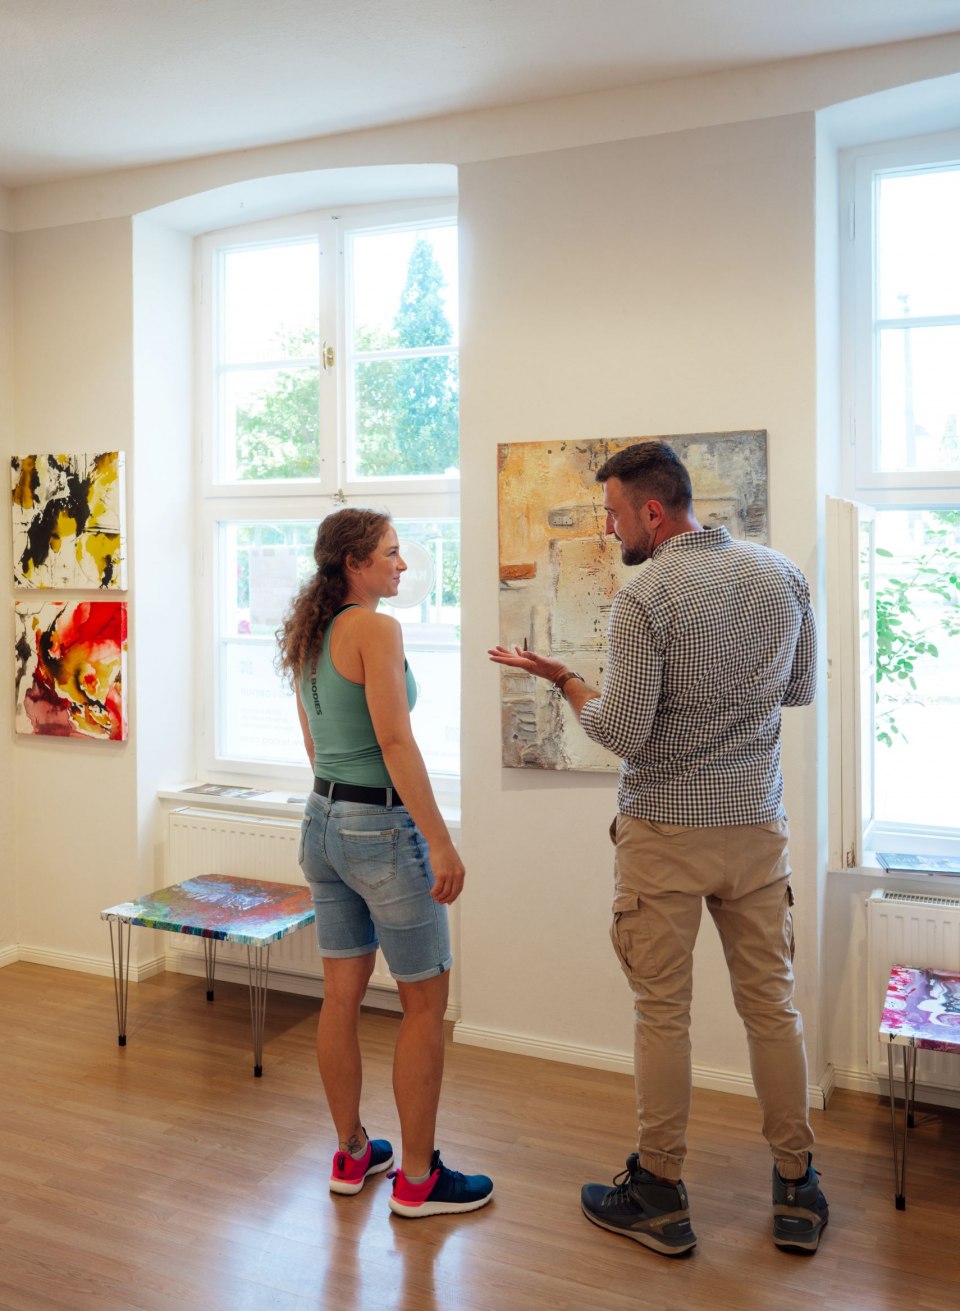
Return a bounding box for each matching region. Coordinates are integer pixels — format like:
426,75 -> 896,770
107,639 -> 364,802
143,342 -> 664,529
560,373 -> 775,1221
276,508 -> 392,685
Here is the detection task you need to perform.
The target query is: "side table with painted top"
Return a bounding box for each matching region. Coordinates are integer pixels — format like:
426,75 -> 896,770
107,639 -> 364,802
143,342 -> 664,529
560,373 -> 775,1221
879,963 -> 960,1208
101,874 -> 315,1076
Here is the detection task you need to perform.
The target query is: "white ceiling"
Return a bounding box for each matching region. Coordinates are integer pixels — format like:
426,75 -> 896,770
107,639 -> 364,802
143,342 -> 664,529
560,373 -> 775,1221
2,0 -> 960,189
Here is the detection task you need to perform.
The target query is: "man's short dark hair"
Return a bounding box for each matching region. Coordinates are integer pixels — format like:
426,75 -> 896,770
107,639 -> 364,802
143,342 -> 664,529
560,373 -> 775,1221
595,441 -> 693,513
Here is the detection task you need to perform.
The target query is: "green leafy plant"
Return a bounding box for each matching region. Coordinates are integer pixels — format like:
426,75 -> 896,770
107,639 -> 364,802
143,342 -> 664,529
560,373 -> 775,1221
875,511 -> 960,746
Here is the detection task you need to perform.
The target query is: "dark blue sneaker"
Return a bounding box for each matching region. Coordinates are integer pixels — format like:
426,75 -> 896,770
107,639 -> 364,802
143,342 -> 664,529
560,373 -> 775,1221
329,1131 -> 394,1195
581,1154 -> 697,1256
773,1155 -> 828,1252
388,1149 -> 494,1217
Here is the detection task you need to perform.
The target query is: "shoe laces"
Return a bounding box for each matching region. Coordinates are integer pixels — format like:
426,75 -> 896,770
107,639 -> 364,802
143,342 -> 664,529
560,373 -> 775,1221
604,1162 -> 640,1208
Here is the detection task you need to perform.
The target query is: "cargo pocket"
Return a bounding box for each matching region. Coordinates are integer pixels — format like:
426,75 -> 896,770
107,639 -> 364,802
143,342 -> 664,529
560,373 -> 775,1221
610,889 -> 648,979
785,882 -> 796,963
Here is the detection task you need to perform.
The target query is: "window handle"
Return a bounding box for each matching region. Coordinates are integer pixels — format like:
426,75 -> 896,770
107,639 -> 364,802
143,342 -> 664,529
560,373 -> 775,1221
322,341 -> 335,370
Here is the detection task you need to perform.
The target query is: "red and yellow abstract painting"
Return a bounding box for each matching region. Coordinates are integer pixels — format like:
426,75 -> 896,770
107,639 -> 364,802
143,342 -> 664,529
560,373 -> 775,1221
14,600 -> 128,740
11,452 -> 127,589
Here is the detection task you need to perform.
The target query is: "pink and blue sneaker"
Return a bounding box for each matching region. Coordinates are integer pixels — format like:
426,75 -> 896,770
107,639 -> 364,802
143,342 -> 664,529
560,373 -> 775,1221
388,1149 -> 494,1217
329,1132 -> 394,1195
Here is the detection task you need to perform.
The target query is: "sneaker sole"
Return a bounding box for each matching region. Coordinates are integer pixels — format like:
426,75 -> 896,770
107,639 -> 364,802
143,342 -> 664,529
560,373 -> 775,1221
388,1190 -> 494,1218
330,1154 -> 394,1195
773,1208 -> 827,1252
581,1201 -> 697,1256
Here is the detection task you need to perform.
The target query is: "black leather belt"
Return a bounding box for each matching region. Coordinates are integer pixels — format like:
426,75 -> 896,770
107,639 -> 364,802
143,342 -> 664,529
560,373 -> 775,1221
313,777 -> 404,808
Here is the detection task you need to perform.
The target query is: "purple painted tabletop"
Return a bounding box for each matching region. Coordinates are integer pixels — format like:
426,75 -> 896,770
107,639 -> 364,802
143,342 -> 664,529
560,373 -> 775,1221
879,964 -> 960,1054
101,874 -> 315,947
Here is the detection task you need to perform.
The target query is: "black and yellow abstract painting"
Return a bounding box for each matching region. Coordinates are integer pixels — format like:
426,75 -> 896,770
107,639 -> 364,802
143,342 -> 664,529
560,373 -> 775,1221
11,452 -> 127,589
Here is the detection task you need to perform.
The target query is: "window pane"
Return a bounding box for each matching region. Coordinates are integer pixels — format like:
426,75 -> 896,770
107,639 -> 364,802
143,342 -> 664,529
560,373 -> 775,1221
874,508 -> 960,831
220,640 -> 302,763
877,169 -> 960,321
222,241 -> 319,363
222,365 -> 321,480
877,325 -> 960,473
382,518 -> 461,776
218,518 -> 460,775
351,226 -> 458,350
219,522 -> 317,765
352,355 -> 459,477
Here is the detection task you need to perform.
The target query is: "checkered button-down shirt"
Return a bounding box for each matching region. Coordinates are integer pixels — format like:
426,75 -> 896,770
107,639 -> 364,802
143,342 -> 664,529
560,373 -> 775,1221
579,527 -> 816,826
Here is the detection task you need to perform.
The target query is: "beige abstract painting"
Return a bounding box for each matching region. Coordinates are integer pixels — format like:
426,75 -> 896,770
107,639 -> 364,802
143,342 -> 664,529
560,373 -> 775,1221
497,431 -> 769,771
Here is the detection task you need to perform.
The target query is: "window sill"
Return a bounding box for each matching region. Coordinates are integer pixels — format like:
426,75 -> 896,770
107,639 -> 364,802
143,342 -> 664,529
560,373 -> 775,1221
158,784 -> 461,832
827,856 -> 960,889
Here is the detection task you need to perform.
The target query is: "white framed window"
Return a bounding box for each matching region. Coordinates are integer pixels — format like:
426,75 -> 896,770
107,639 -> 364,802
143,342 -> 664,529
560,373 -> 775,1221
196,201 -> 460,796
834,133 -> 960,867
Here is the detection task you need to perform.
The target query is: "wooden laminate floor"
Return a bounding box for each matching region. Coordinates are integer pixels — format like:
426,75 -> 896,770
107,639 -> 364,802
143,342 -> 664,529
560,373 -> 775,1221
1,962 -> 959,1310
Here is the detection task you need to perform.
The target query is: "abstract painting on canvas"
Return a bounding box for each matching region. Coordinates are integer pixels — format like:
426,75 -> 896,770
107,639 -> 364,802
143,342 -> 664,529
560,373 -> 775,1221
11,452 -> 127,589
496,431 -> 768,771
14,599 -> 128,741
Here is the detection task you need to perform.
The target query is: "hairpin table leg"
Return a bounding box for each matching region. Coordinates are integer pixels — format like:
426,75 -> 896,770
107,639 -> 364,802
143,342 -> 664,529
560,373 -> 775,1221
202,937 -> 218,1001
246,944 -> 271,1077
107,916 -> 132,1047
888,1043 -> 915,1209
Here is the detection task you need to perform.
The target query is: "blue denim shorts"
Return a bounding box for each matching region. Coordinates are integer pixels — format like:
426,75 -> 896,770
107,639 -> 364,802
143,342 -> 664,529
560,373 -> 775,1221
298,791 -> 452,983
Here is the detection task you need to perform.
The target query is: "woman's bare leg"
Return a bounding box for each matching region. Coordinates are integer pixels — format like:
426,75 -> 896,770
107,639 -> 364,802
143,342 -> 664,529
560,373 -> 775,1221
317,953 -> 377,1150
394,972 -> 450,1176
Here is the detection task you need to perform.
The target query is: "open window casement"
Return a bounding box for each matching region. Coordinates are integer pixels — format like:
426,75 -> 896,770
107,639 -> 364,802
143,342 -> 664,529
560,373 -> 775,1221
827,496 -> 876,869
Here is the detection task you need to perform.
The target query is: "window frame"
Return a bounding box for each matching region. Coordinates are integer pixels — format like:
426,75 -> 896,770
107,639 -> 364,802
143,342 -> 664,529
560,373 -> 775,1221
845,130 -> 960,497
194,198 -> 461,797
836,131 -> 960,865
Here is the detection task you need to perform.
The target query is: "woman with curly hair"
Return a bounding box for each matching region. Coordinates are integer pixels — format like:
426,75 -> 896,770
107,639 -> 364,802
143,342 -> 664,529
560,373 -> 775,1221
278,507 -> 493,1218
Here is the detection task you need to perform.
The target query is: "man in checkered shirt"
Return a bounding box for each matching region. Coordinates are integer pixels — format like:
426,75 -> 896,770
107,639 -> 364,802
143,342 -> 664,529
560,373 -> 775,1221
490,440 -> 828,1257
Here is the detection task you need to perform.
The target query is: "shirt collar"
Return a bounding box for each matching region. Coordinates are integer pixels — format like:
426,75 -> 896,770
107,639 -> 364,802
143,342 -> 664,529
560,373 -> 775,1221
652,525 -> 731,559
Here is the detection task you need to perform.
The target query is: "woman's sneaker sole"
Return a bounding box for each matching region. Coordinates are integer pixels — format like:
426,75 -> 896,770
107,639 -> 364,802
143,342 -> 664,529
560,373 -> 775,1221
389,1191 -> 494,1218
329,1156 -> 393,1195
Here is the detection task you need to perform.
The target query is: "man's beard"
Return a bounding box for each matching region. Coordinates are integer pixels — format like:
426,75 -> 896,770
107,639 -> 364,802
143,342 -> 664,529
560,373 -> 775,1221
620,542 -> 650,566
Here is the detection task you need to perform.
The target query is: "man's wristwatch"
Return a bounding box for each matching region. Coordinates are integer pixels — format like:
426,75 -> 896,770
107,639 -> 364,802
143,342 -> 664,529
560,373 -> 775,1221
553,670 -> 585,695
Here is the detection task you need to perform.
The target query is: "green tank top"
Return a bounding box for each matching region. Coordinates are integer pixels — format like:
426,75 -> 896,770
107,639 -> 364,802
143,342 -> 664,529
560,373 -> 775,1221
298,606 -> 417,787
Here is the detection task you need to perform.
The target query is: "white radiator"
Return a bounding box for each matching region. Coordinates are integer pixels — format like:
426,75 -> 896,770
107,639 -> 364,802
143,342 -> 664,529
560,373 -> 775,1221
165,807 -> 398,995
866,888 -> 960,1093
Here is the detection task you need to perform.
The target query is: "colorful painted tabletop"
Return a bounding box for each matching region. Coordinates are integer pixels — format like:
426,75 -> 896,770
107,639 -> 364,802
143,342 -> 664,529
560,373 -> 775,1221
101,874 -> 315,947
879,964 -> 960,1054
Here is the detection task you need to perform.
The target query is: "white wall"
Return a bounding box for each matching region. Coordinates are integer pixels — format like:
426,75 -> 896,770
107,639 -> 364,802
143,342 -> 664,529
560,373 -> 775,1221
0,217 -> 15,961
131,218 -> 196,900
11,218 -> 140,969
457,113 -> 824,1090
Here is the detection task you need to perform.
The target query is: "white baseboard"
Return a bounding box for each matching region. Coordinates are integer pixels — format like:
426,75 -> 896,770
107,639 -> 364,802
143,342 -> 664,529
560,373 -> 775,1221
832,1063 -> 960,1112
16,945 -> 166,982
819,1061 -> 837,1109
453,1023 -> 831,1109
453,1023 -> 634,1076
830,1065 -> 879,1096
170,951 -> 461,1023
0,945 -> 461,1021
